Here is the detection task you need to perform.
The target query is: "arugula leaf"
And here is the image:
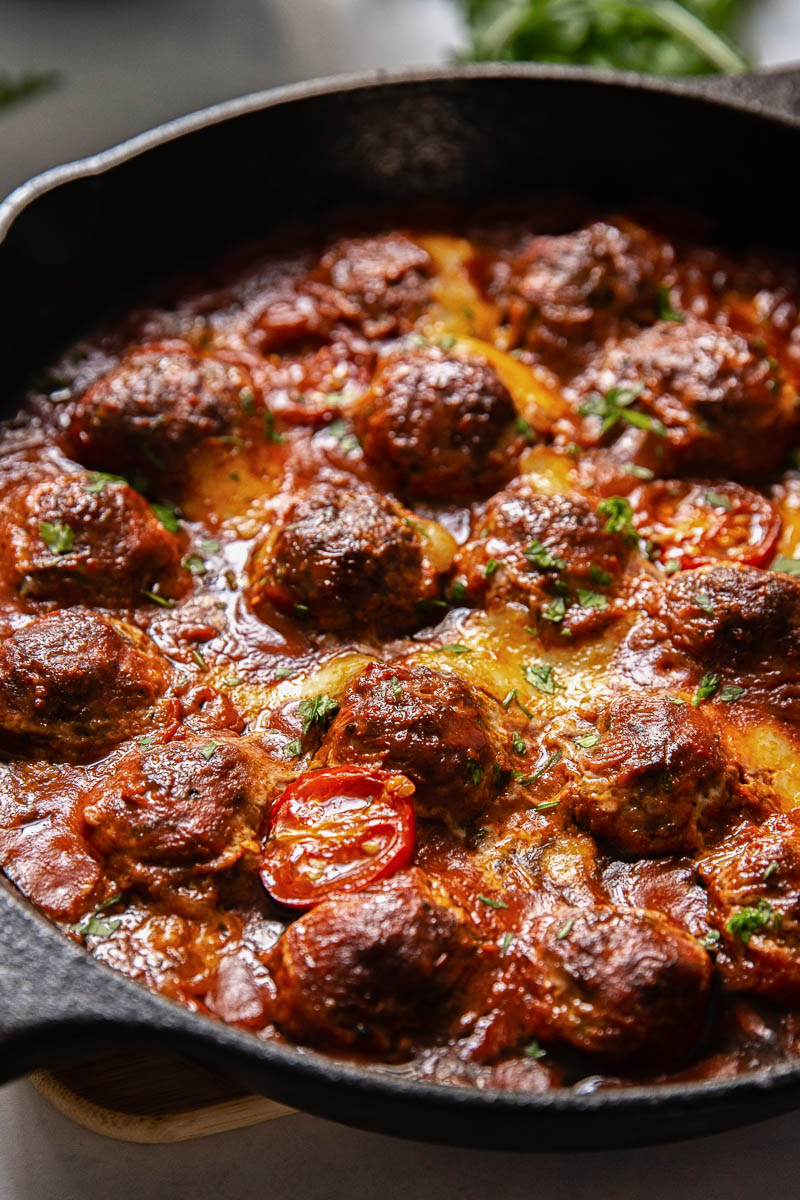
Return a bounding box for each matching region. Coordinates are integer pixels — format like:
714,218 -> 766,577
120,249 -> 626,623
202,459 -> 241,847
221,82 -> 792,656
457,0 -> 750,77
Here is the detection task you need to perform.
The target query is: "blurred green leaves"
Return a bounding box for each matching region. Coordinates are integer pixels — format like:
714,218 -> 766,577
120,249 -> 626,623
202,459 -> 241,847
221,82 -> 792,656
457,0 -> 751,74
0,71 -> 58,113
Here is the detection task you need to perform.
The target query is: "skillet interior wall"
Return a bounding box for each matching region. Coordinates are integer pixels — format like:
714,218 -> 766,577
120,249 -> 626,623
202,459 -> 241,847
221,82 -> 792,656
1,74 -> 799,404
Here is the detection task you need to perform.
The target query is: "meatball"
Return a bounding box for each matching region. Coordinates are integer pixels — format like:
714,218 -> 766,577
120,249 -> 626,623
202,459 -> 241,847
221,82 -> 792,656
82,736 -> 271,893
697,813 -> 800,1000
268,868 -> 476,1054
453,480 -> 629,640
354,348 -> 516,501
490,219 -> 667,371
247,481 -> 444,636
575,317 -> 799,477
318,660 -> 506,824
0,610 -> 167,760
504,905 -> 713,1063
0,473 -> 186,607
657,564 -> 800,674
566,694 -> 741,856
315,233 -> 433,339
69,346 -> 249,481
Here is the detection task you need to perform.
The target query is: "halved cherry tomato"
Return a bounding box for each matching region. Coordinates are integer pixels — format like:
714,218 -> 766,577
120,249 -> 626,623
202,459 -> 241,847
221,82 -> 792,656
260,766 -> 415,909
630,479 -> 781,570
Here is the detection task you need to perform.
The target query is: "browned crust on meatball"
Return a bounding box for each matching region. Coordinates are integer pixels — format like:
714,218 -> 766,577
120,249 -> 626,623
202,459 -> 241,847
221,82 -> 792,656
0,610 -> 168,761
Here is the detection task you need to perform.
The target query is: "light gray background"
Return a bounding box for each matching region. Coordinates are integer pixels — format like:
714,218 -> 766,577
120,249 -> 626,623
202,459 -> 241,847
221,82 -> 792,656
3,1 -> 800,1196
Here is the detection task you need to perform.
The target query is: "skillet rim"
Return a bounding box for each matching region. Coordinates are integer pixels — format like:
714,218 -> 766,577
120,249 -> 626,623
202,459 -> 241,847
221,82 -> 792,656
3,60 -> 800,1146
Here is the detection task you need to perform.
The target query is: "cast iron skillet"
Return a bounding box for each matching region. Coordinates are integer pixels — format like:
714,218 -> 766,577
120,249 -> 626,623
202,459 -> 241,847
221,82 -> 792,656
2,64 -> 800,1151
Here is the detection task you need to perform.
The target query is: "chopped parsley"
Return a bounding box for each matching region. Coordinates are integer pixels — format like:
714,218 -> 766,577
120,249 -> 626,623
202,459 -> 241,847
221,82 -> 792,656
283,737 -> 302,759
531,751 -> 562,785
70,894 -> 124,941
663,559 -> 681,574
556,918 -> 575,940
274,667 -> 295,680
579,384 -> 665,437
574,731 -> 600,749
720,684 -> 746,703
771,555 -> 800,576
704,490 -> 733,511
589,564 -> 612,585
478,894 -> 508,909
725,900 -> 780,945
136,733 -> 156,749
389,675 -> 403,700
141,590 -> 177,608
764,862 -> 779,882
200,538 -> 221,556
484,557 -> 501,577
523,1041 -> 546,1060
623,463 -> 655,480
184,554 -> 207,575
699,929 -> 721,951
200,739 -> 222,760
577,589 -> 607,611
502,689 -> 534,720
525,540 -> 565,572
294,603 -> 309,618
440,643 -> 472,656
239,386 -> 256,414
192,649 -> 208,670
39,520 -> 74,555
500,931 -> 514,956
694,591 -> 715,615
451,578 -> 468,602
467,757 -> 485,785
597,496 -> 636,540
151,502 -> 180,533
225,676 -> 245,688
298,693 -> 339,735
85,470 -> 126,494
541,596 -> 567,623
522,662 -> 555,694
326,418 -> 359,454
692,672 -> 720,707
515,415 -> 535,444
511,731 -> 526,755
263,410 -> 283,443
657,283 -> 685,323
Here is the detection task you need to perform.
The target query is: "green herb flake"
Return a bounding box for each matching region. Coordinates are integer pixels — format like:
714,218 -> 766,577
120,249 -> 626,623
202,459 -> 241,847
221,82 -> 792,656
192,648 -> 208,670
283,737 -> 302,759
224,676 -> 245,688
694,591 -> 715,615
451,578 -> 468,602
441,643 -> 472,656
580,384 -> 665,438
484,557 -> 501,577
141,590 -> 177,608
771,555 -> 800,576
467,757 -> 485,785
500,931 -> 514,956
531,751 -> 562,785
478,894 -> 508,910
85,471 -> 126,494
522,662 -> 555,694
764,862 -> 779,882
575,731 -> 600,749
200,538 -> 221,556
692,672 -> 720,708
577,589 -> 608,611
151,502 -> 180,533
597,496 -> 636,540
239,386 -> 256,414
515,415 -> 536,444
725,900 -> 780,945
274,666 -> 296,681
200,739 -> 222,760
389,675 -> 403,700
298,693 -> 339,735
623,463 -> 655,480
720,684 -> 746,703
657,283 -> 685,323
70,893 -> 124,941
523,1041 -> 546,1060
663,559 -> 681,574
325,418 -> 360,454
541,596 -> 567,624
704,490 -> 733,512
699,929 -> 721,951
39,520 -> 74,555
293,603 -> 310,618
511,731 -> 526,755
184,553 -> 207,575
525,539 -> 565,572
589,564 -> 613,585
136,733 -> 156,749
263,410 -> 283,443
556,918 -> 575,941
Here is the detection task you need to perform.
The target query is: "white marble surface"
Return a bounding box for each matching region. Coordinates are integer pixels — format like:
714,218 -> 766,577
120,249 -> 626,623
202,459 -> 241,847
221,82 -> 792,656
3,2 -> 800,1196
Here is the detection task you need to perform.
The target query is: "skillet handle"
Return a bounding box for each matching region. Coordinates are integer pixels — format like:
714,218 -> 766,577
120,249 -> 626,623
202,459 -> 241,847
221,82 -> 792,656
686,64 -> 800,120
0,878 -> 182,1083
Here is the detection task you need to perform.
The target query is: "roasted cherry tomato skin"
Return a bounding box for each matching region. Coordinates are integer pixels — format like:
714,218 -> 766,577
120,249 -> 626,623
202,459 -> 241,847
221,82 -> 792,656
260,766 -> 416,909
631,479 -> 781,570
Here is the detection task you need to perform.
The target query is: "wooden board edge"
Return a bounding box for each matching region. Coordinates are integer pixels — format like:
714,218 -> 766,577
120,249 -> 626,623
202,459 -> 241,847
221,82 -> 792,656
29,1069 -> 296,1143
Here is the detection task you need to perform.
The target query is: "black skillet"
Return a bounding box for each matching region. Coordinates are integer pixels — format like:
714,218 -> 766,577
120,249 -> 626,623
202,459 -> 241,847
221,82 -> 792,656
2,64 -> 800,1152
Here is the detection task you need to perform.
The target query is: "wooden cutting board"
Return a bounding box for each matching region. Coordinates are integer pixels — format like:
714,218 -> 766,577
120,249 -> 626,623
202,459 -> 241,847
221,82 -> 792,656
30,1051 -> 295,1142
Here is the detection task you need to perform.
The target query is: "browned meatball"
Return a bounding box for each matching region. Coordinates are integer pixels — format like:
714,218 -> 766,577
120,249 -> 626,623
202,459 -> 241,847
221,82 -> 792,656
69,346 -> 250,481
0,610 -> 167,760
81,736 -> 271,893
355,348 -> 516,501
575,317 -> 799,477
315,233 -> 433,339
566,695 -> 741,856
318,660 -> 506,824
0,473 -> 186,608
453,480 -> 629,640
697,813 -> 800,1000
509,905 -> 713,1062
268,868 -> 476,1054
657,564 -> 800,674
247,481 -> 444,636
489,220 -> 667,371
